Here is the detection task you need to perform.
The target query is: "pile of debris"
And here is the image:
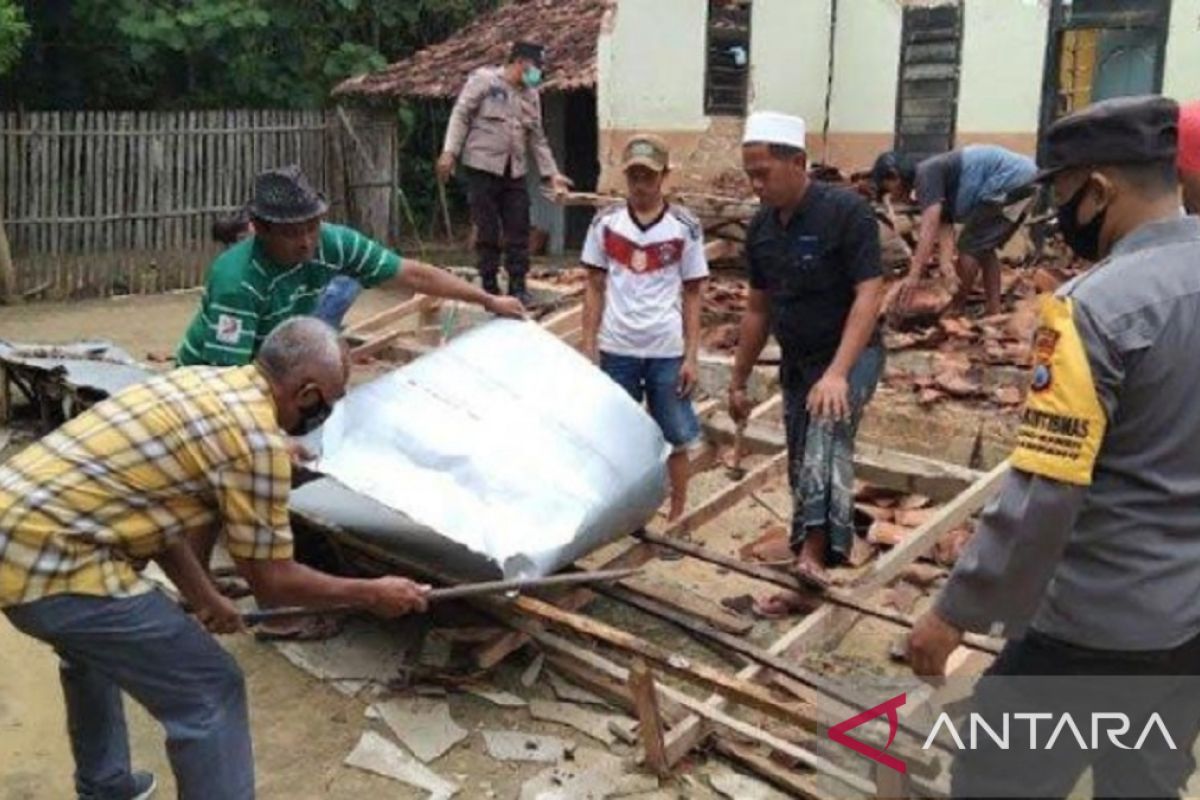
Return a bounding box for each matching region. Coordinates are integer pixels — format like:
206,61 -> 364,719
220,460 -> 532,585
882,259 -> 1088,410
735,480 -> 973,576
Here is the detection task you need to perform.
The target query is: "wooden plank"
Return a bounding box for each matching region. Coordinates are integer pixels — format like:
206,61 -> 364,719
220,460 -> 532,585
627,659 -> 670,776
852,458 -> 1008,594
540,304 -> 583,335
30,115 -> 44,272
134,111 -> 147,254
714,739 -> 836,800
632,529 -> 999,654
543,652 -> 688,724
492,609 -> 877,796
614,578 -> 752,636
48,114 -> 61,290
704,415 -> 981,502
0,365 -> 10,423
688,442 -> 721,477
854,443 -> 984,502
102,112 -> 116,266
661,458 -> 1011,765
660,450 -> 788,538
594,579 -> 945,771
344,295 -> 436,336
512,596 -> 844,746
874,762 -> 910,799
351,329 -> 433,361
471,538 -> 658,670
702,417 -> 783,454
67,112 -> 81,260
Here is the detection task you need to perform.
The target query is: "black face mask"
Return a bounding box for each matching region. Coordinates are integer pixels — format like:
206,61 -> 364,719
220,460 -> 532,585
286,391 -> 332,437
1057,180 -> 1107,262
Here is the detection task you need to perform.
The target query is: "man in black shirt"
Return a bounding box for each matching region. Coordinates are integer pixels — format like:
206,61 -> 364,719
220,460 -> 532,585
730,112 -> 885,613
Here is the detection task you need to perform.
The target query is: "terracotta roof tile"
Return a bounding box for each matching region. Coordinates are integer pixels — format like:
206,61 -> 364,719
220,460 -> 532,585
334,0 -> 610,100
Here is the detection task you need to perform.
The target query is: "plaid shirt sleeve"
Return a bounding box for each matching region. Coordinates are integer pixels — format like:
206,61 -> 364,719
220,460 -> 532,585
212,431 -> 294,560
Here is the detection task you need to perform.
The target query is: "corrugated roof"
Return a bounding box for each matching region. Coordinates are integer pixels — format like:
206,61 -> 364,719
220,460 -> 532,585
333,0 -> 610,101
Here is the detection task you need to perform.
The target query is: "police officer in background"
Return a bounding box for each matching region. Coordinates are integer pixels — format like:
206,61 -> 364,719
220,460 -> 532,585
909,95 -> 1200,797
438,41 -> 573,304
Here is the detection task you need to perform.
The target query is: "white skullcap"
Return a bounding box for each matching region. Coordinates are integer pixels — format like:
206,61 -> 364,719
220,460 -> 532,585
742,111 -> 807,150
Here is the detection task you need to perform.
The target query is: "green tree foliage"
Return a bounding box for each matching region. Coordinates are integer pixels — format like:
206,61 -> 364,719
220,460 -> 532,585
0,0 -> 30,75
3,0 -> 499,109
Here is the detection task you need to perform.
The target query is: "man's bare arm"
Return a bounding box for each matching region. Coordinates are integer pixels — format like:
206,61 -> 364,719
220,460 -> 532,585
580,267 -> 607,362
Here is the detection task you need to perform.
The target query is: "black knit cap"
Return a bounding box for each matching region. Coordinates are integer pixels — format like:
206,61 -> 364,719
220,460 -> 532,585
1036,95 -> 1179,181
249,165 -> 329,223
511,40 -> 545,67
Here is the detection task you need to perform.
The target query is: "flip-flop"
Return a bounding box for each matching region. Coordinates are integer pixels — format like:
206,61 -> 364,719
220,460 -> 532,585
254,615 -> 344,642
752,592 -> 814,619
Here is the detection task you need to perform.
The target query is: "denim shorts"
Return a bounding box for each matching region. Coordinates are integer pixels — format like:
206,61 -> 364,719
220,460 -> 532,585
600,352 -> 701,448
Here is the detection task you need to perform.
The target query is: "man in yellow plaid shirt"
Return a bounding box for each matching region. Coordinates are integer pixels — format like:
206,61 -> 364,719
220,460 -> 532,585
0,318 -> 428,800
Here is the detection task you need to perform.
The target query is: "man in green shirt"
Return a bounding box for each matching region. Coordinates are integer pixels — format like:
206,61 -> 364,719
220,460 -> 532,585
178,165 -> 524,366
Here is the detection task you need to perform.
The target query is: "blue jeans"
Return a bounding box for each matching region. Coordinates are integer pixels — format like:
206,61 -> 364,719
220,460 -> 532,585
4,591 -> 254,800
600,353 -> 701,448
783,345 -> 885,562
314,275 -> 362,330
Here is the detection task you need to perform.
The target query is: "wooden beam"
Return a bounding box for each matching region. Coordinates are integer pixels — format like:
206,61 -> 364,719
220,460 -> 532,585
630,531 -> 1000,654
659,450 -> 789,538
543,652 -> 689,724
351,328 -> 431,361
508,594 -> 941,777
0,364 -> 10,423
615,578 -> 753,635
491,609 -> 877,796
854,443 -> 984,503
628,659 -> 670,777
473,537 -> 658,669
376,338 -> 436,363
594,582 -> 945,770
687,442 -> 722,477
714,739 -> 838,800
705,416 -> 984,502
510,595 -> 832,735
540,304 -> 583,336
344,295 -> 437,336
703,416 -> 785,454
874,762 -> 911,799
659,461 -> 1009,766
852,459 -> 1009,594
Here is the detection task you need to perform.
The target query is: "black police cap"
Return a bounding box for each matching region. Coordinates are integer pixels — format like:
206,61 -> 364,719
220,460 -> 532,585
1036,95 -> 1178,181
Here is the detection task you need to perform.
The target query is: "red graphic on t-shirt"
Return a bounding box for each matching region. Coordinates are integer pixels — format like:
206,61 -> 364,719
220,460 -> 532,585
603,228 -> 684,275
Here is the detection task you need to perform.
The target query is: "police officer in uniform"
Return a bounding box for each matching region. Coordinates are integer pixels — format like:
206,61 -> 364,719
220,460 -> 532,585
438,41 -> 572,303
909,96 -> 1200,797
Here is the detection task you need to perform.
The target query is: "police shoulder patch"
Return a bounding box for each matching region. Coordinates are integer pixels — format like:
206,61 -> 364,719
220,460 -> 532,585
1010,295 -> 1106,486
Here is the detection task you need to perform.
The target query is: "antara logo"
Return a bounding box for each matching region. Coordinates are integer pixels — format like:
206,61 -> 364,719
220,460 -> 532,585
826,693 -> 1178,774
828,693 -> 908,774
921,712 -> 1177,752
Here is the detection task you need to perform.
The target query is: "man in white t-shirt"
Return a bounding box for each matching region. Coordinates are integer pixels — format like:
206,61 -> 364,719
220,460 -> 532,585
581,134 -> 709,520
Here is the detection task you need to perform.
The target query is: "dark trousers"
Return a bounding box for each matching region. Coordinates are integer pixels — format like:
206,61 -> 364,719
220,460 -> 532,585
466,166 -> 530,283
950,629 -> 1200,799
